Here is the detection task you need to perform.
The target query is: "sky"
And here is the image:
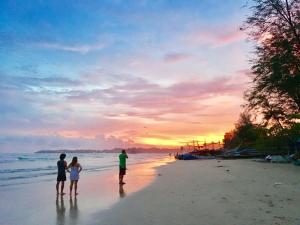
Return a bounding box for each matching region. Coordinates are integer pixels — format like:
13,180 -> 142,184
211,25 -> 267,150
0,0 -> 253,152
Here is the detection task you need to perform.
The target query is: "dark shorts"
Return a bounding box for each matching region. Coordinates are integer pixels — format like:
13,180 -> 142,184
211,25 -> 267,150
57,173 -> 66,182
119,166 -> 126,175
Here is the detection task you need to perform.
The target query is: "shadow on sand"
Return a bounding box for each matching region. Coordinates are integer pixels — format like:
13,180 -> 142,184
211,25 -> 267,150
119,184 -> 126,198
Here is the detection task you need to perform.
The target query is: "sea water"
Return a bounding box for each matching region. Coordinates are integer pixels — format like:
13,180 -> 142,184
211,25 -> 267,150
0,152 -> 169,188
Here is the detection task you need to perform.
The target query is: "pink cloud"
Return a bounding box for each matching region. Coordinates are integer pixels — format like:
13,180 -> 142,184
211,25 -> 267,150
163,53 -> 193,63
184,26 -> 246,47
213,30 -> 246,47
63,72 -> 249,123
2,68 -> 250,149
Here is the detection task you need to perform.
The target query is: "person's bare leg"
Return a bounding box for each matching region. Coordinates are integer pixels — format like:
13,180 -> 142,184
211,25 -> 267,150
74,181 -> 78,195
56,181 -> 60,194
70,181 -> 73,195
60,181 -> 65,195
119,175 -> 125,184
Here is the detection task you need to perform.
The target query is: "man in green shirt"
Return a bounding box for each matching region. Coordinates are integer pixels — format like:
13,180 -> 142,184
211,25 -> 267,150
119,149 -> 128,184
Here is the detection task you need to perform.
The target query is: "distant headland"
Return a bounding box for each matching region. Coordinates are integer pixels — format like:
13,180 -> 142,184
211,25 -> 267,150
35,147 -> 179,154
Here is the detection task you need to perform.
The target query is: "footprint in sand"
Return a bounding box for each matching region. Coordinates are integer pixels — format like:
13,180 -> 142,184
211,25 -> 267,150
268,200 -> 274,207
220,196 -> 229,203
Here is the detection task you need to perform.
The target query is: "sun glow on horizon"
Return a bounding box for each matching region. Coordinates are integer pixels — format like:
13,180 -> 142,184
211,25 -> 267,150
139,137 -> 182,147
138,133 -> 224,148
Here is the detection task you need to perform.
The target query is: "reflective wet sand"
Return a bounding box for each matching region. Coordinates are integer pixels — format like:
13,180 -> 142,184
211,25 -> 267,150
0,156 -> 174,225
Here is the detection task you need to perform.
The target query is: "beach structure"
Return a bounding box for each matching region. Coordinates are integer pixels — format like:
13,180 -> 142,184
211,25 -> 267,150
176,140 -> 223,160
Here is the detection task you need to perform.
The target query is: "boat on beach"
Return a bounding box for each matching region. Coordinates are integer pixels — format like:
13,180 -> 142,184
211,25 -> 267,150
219,148 -> 265,159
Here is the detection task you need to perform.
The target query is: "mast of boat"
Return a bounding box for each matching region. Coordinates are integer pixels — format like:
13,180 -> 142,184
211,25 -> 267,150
196,140 -> 201,151
187,142 -> 190,152
192,140 -> 196,151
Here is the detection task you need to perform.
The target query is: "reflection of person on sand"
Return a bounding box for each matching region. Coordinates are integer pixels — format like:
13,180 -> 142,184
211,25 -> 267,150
119,149 -> 128,185
67,157 -> 82,196
56,195 -> 66,225
56,153 -> 67,195
119,184 -> 126,198
69,196 -> 79,224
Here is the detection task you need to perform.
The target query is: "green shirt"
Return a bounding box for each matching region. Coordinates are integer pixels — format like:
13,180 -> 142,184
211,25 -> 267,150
119,153 -> 128,168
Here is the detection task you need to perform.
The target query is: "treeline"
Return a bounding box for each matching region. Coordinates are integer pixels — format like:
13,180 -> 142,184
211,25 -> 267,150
224,0 -> 300,154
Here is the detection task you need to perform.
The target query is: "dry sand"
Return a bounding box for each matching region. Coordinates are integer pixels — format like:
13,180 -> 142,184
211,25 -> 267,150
92,159 -> 300,225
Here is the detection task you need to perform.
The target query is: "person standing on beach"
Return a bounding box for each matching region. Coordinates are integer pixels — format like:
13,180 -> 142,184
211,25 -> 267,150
67,157 -> 82,196
119,149 -> 128,185
56,153 -> 67,195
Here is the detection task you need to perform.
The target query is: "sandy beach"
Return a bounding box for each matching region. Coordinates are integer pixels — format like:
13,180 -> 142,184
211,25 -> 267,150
93,159 -> 300,225
1,158 -> 300,225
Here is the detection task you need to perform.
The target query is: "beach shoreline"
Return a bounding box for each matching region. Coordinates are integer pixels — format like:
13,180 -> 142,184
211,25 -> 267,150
0,154 -> 174,225
92,159 -> 300,225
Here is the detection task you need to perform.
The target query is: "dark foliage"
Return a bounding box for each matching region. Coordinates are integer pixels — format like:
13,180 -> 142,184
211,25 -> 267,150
224,1 -> 300,154
242,0 -> 300,127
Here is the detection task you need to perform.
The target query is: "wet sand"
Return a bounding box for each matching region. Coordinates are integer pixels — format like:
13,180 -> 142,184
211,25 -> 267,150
93,159 -> 300,225
0,158 -> 173,225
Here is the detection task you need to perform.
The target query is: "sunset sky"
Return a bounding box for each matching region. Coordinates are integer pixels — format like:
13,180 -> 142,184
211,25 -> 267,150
0,0 -> 253,152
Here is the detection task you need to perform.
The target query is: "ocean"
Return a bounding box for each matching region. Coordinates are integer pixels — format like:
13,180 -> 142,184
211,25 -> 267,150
0,152 -> 170,188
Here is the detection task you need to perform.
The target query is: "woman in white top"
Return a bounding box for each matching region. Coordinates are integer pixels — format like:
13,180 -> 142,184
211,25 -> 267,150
67,157 -> 82,196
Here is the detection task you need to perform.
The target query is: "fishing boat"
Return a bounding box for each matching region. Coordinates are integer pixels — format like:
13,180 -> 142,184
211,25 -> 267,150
175,140 -> 223,160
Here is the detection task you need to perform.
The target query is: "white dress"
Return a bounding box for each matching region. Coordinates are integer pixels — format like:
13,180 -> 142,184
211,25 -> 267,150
70,166 -> 79,181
